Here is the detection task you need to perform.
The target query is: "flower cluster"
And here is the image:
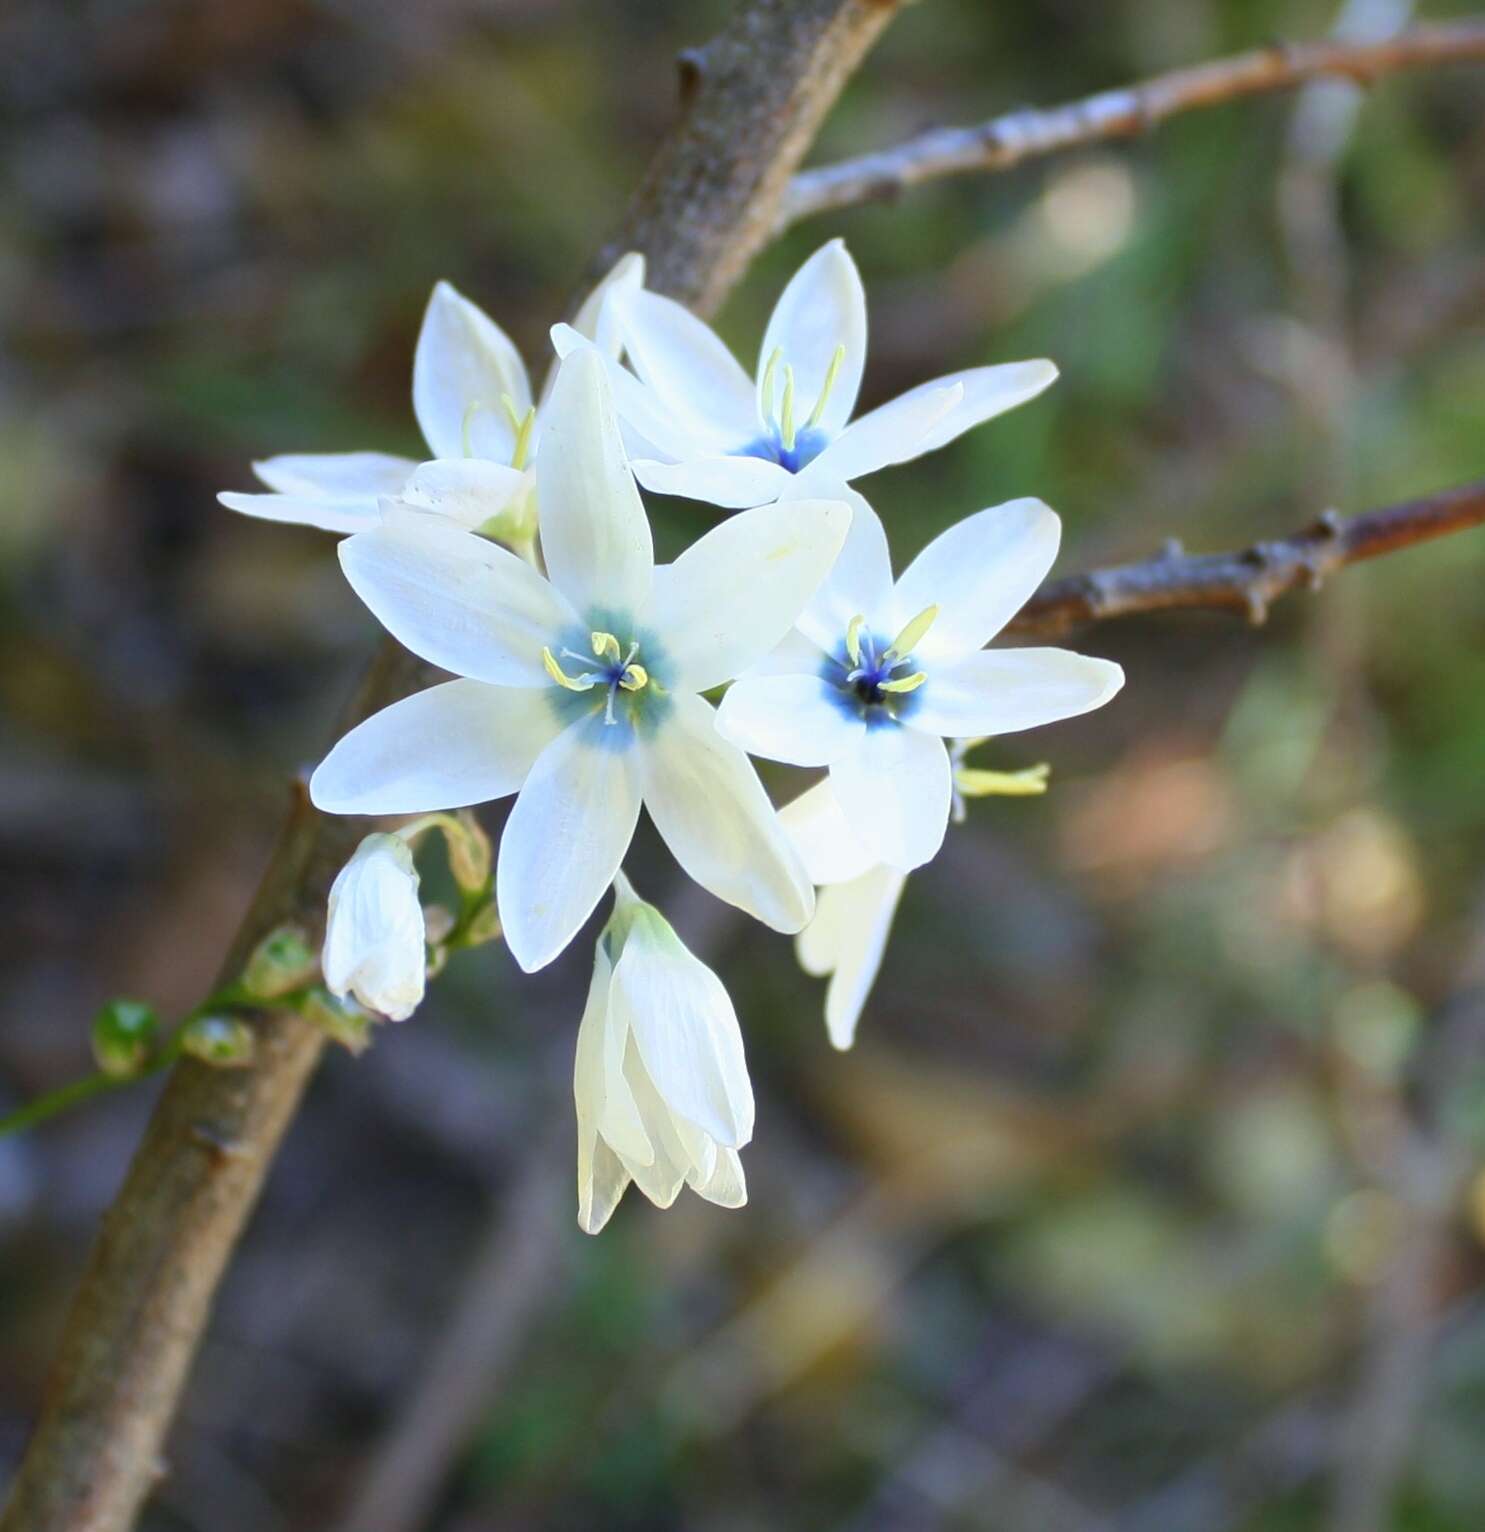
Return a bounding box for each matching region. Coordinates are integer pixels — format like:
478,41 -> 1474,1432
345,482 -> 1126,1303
220,241 -> 1123,1231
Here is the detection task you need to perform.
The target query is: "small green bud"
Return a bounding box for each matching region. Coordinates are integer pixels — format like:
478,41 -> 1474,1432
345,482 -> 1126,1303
182,1015 -> 256,1068
443,810 -> 492,894
299,987 -> 376,1056
463,902 -> 502,948
91,999 -> 159,1078
241,924 -> 319,1000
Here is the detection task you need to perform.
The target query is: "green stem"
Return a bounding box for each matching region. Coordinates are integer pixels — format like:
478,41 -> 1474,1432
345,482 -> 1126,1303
0,1072 -> 136,1139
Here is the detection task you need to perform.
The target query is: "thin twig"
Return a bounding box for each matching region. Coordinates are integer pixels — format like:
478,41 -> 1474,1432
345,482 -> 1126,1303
782,20 -> 1485,227
1006,478 -> 1485,637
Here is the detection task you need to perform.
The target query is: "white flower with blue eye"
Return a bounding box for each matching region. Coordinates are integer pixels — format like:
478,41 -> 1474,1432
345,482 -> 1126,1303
717,492 -> 1123,873
575,874 -> 752,1234
217,254 -> 644,538
322,832 -> 426,1021
553,239 -> 1057,510
309,347 -> 850,973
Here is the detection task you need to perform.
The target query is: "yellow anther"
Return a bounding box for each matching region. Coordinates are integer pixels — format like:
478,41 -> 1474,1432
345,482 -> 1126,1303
760,346 -> 782,422
779,364 -> 797,451
542,646 -> 593,692
618,664 -> 648,692
885,604 -> 939,661
590,631 -> 622,663
805,343 -> 847,431
956,763 -> 1051,798
878,671 -> 927,695
498,394 -> 537,471
845,613 -> 866,667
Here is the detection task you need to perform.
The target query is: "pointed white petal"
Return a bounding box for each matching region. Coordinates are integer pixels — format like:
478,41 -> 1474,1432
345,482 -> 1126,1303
386,459 -> 531,530
647,499 -> 850,692
251,451 -> 415,500
641,693 -> 814,933
310,679 -> 561,814
803,382 -> 961,483
631,454 -> 794,509
908,647 -> 1125,738
715,674 -> 863,767
902,360 -> 1058,455
797,866 -> 906,1050
536,347 -> 654,618
413,280 -> 531,461
575,942 -> 653,1188
829,724 -> 951,872
539,251 -> 646,409
578,1137 -> 633,1235
793,485 -> 895,652
889,498 -> 1061,661
778,780 -> 877,886
744,626 -> 831,678
691,1147 -> 747,1208
338,521 -> 575,687
611,285 -> 756,447
218,491 -> 376,536
758,239 -> 867,435
496,712 -> 642,973
550,324 -> 703,463
619,1043 -> 690,1209
611,921 -> 754,1148
323,833 -> 427,1022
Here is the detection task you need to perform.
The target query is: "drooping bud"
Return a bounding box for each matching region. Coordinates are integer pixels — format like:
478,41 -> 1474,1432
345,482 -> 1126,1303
182,1015 -> 256,1068
240,924 -> 319,1001
90,999 -> 160,1079
323,833 -> 427,1021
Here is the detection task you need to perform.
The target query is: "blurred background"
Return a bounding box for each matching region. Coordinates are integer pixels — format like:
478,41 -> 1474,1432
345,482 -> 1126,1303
4,1 -> 1485,1528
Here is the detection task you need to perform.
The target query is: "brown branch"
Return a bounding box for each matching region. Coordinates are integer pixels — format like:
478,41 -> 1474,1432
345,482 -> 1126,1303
0,5 -> 905,1530
1006,479 -> 1485,638
782,20 -> 1485,227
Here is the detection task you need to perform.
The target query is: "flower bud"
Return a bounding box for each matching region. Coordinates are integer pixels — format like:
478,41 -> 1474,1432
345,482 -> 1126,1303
182,1015 -> 256,1068
323,833 -> 426,1021
90,999 -> 159,1078
240,924 -> 319,1001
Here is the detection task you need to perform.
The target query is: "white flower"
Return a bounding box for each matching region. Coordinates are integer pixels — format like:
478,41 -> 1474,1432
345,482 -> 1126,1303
323,832 -> 426,1021
310,346 -> 851,972
575,874 -> 752,1234
780,782 -> 905,1051
717,493 -> 1123,872
218,254 -> 644,535
553,239 -> 1056,510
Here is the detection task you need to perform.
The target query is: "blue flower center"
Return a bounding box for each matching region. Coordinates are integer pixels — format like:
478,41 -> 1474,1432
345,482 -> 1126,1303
737,425 -> 831,474
822,626 -> 925,726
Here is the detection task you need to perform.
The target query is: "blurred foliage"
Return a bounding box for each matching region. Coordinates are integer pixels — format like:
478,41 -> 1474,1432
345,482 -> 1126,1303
3,1 -> 1485,1529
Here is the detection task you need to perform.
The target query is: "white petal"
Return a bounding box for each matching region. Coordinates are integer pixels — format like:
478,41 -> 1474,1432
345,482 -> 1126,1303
252,451 -> 415,500
793,485 -> 895,652
619,1043 -> 690,1210
539,251 -> 646,410
218,491 -> 376,536
647,499 -> 850,692
536,347 -> 653,618
611,921 -> 754,1148
778,780 -> 877,886
743,626 -> 830,679
758,240 -> 867,435
641,693 -> 814,933
310,679 -> 561,814
797,867 -> 906,1050
890,498 -> 1061,662
386,459 -> 531,531
575,942 -> 652,1200
412,281 -> 531,461
338,521 -> 575,687
829,724 -> 951,872
908,647 -> 1125,738
611,285 -> 755,448
631,454 -> 793,509
550,325 -> 703,463
323,833 -> 426,1022
496,712 -> 642,972
578,1137 -> 632,1235
691,1147 -> 747,1208
715,674 -> 863,767
899,360 -> 1058,455
803,382 -> 961,483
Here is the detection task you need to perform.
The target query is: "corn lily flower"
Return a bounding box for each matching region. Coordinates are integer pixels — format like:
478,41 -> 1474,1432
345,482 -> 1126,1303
780,783 -> 904,1051
717,493 -> 1123,872
553,240 -> 1056,510
217,254 -> 643,535
575,874 -> 752,1234
310,347 -> 850,972
322,832 -> 426,1021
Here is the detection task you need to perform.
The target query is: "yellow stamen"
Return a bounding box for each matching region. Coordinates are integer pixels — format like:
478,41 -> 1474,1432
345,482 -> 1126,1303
542,646 -> 592,691
512,407 -> 536,471
878,671 -> 927,694
956,763 -> 1051,798
618,664 -> 648,692
885,603 -> 939,661
805,343 -> 847,430
759,346 -> 782,422
460,399 -> 486,458
845,613 -> 866,667
779,364 -> 797,451
590,631 -> 622,663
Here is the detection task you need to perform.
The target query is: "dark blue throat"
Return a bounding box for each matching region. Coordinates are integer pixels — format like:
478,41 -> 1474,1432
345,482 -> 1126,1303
737,425 -> 831,474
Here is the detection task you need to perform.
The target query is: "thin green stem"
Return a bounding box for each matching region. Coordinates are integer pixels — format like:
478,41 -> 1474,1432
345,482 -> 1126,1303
0,1072 -> 137,1139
